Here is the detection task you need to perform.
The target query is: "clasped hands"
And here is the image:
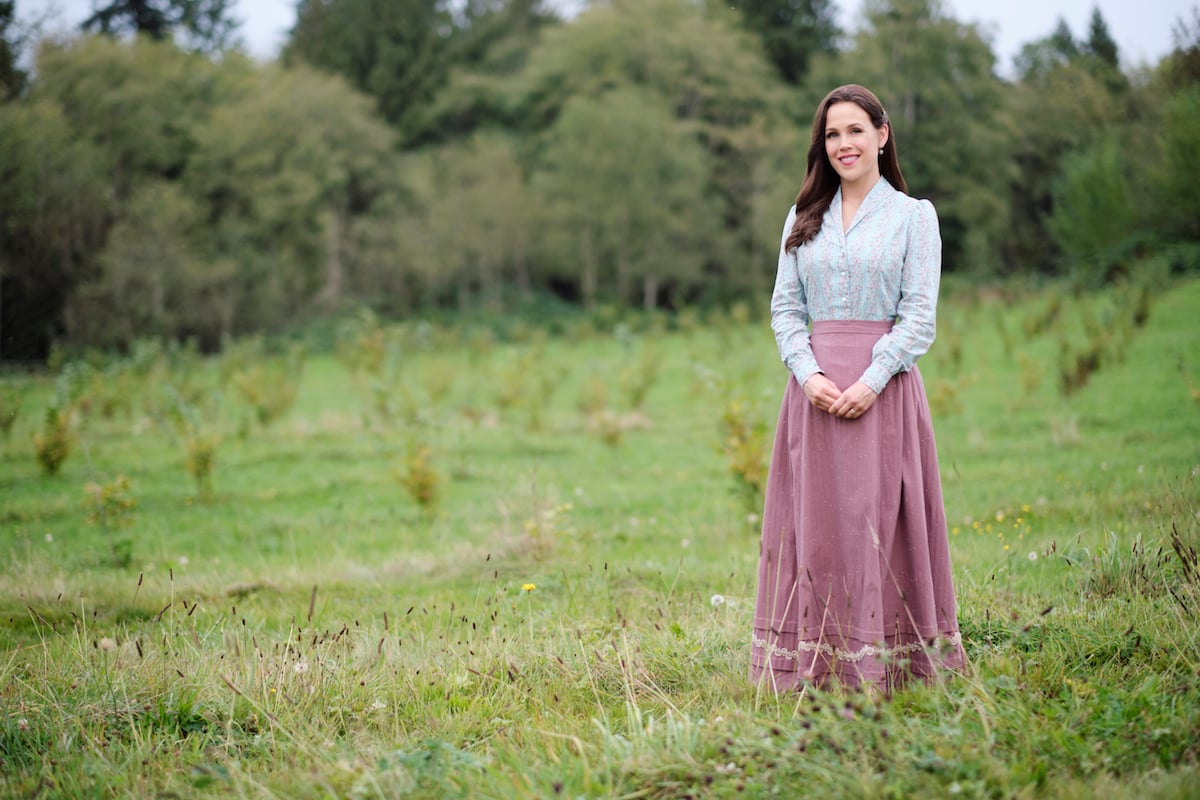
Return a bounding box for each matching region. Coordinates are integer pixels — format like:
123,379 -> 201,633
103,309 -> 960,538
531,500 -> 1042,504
802,373 -> 877,420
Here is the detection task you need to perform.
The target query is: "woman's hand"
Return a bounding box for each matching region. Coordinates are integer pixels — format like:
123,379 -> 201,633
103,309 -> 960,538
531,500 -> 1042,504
802,373 -> 840,412
829,381 -> 878,420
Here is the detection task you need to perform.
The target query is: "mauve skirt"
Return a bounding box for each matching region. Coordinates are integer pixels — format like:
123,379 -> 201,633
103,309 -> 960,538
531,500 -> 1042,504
749,320 -> 966,692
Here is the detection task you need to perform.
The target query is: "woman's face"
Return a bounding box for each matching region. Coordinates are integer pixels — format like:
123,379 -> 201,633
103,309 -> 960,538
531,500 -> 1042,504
823,101 -> 889,187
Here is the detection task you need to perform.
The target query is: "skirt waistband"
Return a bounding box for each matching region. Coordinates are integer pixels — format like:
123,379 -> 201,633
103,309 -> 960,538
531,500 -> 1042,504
811,319 -> 894,335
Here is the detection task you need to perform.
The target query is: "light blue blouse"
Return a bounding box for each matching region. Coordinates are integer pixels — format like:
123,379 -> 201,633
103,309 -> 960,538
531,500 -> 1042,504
770,177 -> 942,395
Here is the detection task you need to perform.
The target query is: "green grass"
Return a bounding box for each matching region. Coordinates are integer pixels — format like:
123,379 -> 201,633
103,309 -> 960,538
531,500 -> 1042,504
1,279 -> 1199,798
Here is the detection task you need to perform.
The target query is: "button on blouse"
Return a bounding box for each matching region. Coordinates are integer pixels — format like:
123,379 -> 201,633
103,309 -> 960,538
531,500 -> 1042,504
770,177 -> 942,394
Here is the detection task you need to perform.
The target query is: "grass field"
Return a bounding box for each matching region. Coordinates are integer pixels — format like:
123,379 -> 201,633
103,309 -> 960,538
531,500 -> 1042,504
2,279 -> 1199,799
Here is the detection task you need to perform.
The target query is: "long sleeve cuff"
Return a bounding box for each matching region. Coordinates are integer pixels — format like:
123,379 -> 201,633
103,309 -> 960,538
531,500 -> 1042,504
788,354 -> 823,388
859,361 -> 894,395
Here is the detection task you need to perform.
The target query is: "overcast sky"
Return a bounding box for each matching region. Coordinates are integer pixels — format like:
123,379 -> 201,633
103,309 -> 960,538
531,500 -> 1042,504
18,0 -> 1194,74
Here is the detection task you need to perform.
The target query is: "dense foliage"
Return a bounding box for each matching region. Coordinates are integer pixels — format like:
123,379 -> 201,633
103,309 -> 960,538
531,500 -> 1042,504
0,0 -> 1197,358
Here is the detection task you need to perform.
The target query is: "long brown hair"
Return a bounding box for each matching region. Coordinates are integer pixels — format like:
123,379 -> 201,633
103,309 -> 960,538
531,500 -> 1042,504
785,84 -> 907,251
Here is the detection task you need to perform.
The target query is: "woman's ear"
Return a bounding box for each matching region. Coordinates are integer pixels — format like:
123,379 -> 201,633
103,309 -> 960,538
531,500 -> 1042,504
879,123 -> 890,150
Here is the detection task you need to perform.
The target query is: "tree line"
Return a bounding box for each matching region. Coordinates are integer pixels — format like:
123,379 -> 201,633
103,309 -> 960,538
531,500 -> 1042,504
0,0 -> 1197,360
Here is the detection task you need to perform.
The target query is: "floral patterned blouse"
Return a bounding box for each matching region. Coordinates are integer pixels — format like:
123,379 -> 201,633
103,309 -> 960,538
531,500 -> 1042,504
770,177 -> 942,395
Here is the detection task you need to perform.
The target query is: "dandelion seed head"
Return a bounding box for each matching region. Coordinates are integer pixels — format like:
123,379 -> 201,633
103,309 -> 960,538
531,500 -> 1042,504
710,594 -> 726,607
294,661 -> 309,674
1028,552 -> 1038,561
17,718 -> 29,731
44,533 -> 53,543
98,637 -> 116,651
178,556 -> 189,566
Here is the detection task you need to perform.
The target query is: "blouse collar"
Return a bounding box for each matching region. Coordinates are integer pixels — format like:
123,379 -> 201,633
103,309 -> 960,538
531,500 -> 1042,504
830,176 -> 896,236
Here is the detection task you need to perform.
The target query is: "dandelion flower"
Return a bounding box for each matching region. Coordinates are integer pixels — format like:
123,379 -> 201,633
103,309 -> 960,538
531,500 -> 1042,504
521,583 -> 536,593
294,661 -> 309,674
710,594 -> 726,607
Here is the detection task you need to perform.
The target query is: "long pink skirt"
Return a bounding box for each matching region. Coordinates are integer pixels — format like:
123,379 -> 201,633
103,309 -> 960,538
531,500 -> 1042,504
749,320 -> 965,692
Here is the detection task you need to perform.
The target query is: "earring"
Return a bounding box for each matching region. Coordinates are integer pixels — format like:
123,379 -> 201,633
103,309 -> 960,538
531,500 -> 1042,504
879,148 -> 884,155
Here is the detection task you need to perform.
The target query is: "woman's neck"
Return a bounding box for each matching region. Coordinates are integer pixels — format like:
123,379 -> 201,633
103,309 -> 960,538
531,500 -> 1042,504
839,172 -> 881,206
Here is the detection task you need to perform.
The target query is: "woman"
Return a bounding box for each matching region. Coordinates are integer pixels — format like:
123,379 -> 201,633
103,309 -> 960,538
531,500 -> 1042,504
749,84 -> 966,692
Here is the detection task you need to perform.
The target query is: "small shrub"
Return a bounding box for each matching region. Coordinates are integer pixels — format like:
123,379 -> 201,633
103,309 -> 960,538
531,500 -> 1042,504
229,344 -> 305,428
33,407 -> 73,477
395,439 -> 440,516
0,383 -> 22,438
1023,290 -> 1062,338
83,360 -> 139,421
618,345 -> 662,411
588,408 -> 626,449
185,430 -> 220,500
1018,353 -> 1043,395
928,377 -> 962,417
336,309 -> 388,379
719,397 -> 769,513
496,344 -> 558,430
83,474 -> 137,567
577,375 -> 609,417
1057,336 -> 1105,396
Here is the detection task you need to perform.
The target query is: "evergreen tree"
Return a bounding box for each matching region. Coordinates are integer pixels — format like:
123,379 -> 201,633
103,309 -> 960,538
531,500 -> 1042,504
0,1 -> 24,99
1082,7 -> 1126,92
1084,7 -> 1119,69
285,0 -> 455,144
1015,17 -> 1077,78
82,0 -> 240,52
724,0 -> 840,84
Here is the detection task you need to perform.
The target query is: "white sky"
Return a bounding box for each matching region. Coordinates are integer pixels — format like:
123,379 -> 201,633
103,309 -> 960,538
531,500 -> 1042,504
16,0 -> 1193,74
